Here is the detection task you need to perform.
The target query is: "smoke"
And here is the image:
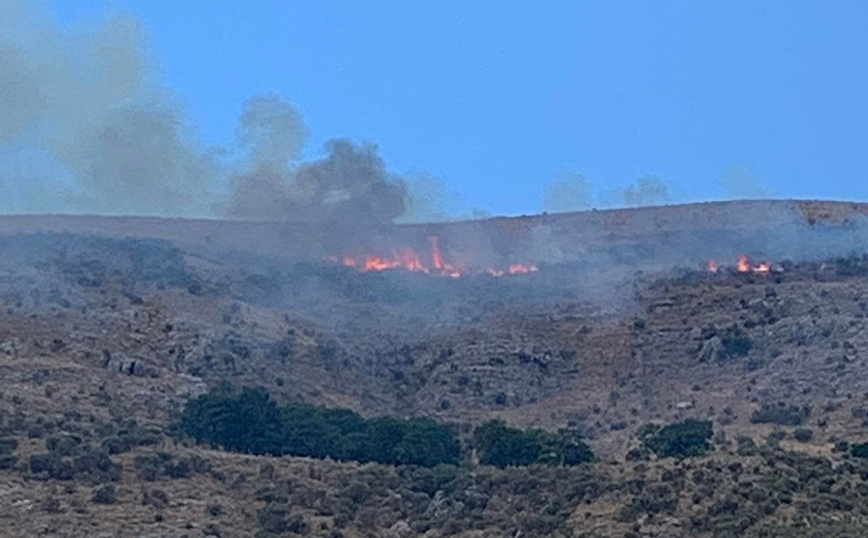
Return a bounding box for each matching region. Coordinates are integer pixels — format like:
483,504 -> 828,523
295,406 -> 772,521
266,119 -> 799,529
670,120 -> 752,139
621,175 -> 671,207
0,2 -> 415,227
237,93 -> 309,167
226,99 -> 410,228
543,171 -> 591,214
0,1 -> 217,217
719,165 -> 770,199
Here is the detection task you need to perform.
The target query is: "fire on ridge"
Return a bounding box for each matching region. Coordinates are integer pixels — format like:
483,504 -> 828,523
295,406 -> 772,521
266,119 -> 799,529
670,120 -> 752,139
708,255 -> 777,275
326,235 -> 539,278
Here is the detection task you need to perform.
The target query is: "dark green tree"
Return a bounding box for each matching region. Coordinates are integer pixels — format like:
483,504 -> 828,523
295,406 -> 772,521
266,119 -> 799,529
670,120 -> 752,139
642,419 -> 713,459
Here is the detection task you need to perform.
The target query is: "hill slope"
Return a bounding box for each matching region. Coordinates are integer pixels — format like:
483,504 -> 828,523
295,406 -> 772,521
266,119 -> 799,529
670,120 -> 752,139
2,200 -> 868,537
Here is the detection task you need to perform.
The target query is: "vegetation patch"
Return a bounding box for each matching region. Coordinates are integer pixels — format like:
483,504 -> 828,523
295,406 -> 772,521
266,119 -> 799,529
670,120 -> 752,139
473,420 -> 593,468
641,419 -> 714,459
180,387 -> 461,467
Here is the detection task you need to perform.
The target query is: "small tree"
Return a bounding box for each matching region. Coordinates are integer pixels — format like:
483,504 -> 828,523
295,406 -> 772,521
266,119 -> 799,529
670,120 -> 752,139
474,420 -> 541,468
643,419 -> 713,459
473,421 -> 593,468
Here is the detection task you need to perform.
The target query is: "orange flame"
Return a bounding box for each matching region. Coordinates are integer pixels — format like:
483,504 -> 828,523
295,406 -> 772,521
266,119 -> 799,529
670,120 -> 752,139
328,236 -> 539,278
709,256 -> 777,275
753,261 -> 771,274
508,264 -> 539,275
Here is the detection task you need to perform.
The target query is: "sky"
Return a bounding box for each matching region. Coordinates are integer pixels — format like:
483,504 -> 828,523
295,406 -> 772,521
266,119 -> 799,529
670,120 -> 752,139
24,1 -> 868,216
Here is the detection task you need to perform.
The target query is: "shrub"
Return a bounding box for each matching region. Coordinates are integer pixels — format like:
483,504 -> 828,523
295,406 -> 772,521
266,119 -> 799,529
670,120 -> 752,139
134,454 -> 164,481
257,503 -> 289,533
46,434 -> 82,456
207,503 -> 224,517
794,428 -> 814,443
29,453 -> 59,475
0,455 -> 17,470
92,484 -> 117,505
165,459 -> 192,479
851,443 -> 868,458
720,328 -> 752,358
145,488 -> 169,510
642,420 -> 713,459
750,403 -> 810,426
43,497 -> 62,514
0,437 -> 18,455
101,435 -> 133,455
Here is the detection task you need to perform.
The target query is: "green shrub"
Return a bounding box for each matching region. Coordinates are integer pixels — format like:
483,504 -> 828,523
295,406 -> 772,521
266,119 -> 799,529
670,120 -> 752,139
720,328 -> 752,358
29,453 -> 59,475
793,428 -> 814,443
642,420 -> 713,459
46,434 -> 82,456
91,484 -> 117,505
0,437 -> 18,455
750,404 -> 810,426
851,443 -> 868,458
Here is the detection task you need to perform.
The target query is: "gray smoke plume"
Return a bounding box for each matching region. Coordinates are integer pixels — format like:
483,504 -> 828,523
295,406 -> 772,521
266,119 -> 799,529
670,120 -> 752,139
0,2 -> 414,226
0,0 -> 215,216
720,165 -> 770,199
226,94 -> 409,227
543,171 -> 592,213
622,175 -> 671,207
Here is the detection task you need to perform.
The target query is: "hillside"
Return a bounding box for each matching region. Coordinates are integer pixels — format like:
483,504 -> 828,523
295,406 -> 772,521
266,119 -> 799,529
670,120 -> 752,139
2,200 -> 868,537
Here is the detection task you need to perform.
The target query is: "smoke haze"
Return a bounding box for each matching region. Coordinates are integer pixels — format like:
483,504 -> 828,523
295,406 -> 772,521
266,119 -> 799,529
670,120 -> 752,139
0,1 -> 413,227
543,172 -> 592,214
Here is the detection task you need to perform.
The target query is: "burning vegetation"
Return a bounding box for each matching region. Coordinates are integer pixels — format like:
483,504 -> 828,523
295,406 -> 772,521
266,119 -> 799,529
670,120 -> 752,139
328,235 -> 539,278
708,255 -> 778,275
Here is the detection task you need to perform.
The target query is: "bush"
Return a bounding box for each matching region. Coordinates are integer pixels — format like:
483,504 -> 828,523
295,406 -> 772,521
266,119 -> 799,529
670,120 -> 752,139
92,484 -> 117,505
794,428 -> 814,443
0,455 -> 17,470
145,488 -> 169,510
0,437 -> 18,455
257,503 -> 289,533
750,403 -> 810,426
720,328 -> 752,358
642,420 -> 713,459
29,453 -> 59,475
46,434 -> 82,456
851,443 -> 868,458
165,459 -> 192,479
101,435 -> 133,455
134,454 -> 164,481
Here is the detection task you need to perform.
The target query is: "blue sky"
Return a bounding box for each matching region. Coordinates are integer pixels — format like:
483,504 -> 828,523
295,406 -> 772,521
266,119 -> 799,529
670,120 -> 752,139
47,1 -> 868,216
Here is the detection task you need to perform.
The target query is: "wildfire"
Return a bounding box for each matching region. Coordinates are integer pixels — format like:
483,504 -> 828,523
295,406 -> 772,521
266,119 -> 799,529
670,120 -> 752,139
710,255 -> 777,275
508,263 -> 539,275
330,236 -> 539,278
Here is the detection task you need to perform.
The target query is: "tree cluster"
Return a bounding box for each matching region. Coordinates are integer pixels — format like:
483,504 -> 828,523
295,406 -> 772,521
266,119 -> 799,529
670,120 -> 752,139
180,387 -> 460,467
